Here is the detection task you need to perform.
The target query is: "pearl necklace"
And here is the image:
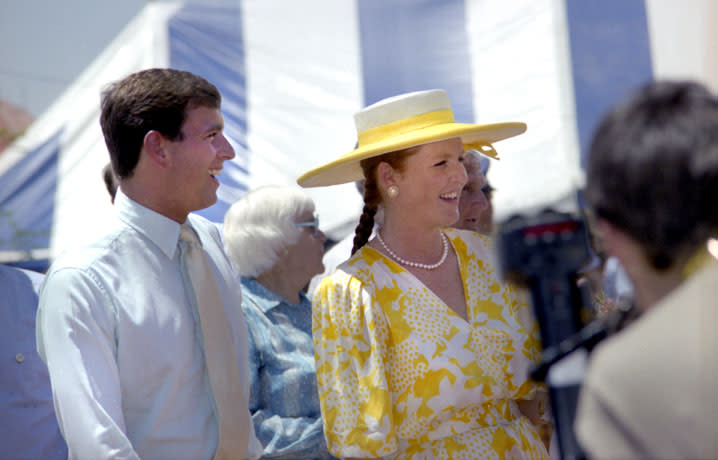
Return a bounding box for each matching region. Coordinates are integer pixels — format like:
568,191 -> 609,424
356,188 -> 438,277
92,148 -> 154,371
375,229 -> 449,270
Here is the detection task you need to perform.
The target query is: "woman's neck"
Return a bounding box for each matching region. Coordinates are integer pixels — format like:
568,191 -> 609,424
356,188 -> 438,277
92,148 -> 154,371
254,267 -> 303,305
377,216 -> 446,263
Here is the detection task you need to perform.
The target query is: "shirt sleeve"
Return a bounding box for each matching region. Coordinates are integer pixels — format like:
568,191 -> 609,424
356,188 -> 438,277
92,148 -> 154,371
574,341 -> 652,460
37,267 -> 140,460
575,371 -> 639,459
312,271 -> 397,459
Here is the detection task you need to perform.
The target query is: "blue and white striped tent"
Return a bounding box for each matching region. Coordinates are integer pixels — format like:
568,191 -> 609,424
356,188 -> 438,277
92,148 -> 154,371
0,0 -> 711,270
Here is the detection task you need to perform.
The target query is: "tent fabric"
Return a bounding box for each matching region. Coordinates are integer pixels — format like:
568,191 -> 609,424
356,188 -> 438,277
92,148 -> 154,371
565,0 -> 653,167
0,0 -> 659,267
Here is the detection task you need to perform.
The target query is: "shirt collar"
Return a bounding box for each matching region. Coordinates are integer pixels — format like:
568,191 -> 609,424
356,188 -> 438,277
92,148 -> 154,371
114,188 -> 182,259
682,238 -> 718,280
240,277 -> 309,313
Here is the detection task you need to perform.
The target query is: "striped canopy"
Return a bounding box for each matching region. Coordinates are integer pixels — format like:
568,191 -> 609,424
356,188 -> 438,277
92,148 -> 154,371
0,0 -> 679,269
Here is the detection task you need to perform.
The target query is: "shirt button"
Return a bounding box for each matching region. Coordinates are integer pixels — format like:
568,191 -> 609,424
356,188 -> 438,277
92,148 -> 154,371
15,353 -> 25,363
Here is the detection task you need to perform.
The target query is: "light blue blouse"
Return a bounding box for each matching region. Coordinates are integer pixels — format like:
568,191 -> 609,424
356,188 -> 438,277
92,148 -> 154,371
240,277 -> 336,460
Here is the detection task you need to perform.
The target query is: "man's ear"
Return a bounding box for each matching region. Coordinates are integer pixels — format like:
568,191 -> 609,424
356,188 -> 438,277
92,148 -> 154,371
143,130 -> 169,168
596,218 -> 640,271
595,218 -> 618,259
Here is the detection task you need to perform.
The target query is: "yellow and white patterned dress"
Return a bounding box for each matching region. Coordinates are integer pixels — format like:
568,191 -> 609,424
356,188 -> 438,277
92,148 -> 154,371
312,228 -> 548,459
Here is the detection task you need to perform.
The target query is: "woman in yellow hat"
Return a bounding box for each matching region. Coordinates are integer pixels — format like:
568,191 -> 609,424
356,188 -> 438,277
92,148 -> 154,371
298,89 -> 548,459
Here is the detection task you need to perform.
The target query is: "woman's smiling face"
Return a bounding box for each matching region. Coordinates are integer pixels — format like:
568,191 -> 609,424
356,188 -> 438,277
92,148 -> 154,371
390,137 -> 468,229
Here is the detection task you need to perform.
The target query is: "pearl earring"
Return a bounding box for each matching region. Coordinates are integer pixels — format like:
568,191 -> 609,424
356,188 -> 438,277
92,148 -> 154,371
387,185 -> 399,198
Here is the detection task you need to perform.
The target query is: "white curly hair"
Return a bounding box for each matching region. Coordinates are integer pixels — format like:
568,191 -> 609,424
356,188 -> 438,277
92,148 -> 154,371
223,185 -> 315,277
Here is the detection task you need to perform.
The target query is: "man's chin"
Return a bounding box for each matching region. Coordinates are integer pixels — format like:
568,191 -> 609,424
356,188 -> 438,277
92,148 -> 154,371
461,219 -> 480,232
194,194 -> 218,212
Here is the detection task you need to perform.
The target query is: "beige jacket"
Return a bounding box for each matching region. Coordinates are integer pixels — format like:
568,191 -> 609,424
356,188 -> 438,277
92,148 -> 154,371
575,259 -> 718,459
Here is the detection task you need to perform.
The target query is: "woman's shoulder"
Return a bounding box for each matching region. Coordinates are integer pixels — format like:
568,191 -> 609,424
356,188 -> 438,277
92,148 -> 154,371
333,244 -> 385,275
443,227 -> 495,258
315,245 -> 392,301
238,277 -> 280,317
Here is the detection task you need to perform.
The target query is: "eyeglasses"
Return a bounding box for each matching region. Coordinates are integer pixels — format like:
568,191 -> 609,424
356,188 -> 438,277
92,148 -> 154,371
295,216 -> 320,236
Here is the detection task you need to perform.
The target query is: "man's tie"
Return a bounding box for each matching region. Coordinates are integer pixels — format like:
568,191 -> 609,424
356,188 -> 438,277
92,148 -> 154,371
179,223 -> 249,459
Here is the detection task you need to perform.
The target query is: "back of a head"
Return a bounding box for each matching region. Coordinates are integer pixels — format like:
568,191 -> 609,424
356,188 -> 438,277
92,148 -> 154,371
99,68 -> 221,180
223,185 -> 314,277
586,80 -> 718,269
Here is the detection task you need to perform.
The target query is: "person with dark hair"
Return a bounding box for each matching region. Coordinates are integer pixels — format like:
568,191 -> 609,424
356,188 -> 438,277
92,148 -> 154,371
102,162 -> 119,203
298,89 -> 548,459
575,80 -> 718,459
37,68 -> 260,459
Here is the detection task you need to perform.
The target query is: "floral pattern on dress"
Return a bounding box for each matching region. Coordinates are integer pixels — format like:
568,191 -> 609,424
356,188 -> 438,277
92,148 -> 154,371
313,228 -> 548,459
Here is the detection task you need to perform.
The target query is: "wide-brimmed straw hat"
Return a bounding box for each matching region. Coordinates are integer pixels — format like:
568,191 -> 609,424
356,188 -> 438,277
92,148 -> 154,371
297,89 -> 526,187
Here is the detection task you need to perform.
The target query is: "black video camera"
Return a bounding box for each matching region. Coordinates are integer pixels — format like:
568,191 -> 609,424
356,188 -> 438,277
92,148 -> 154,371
497,209 -> 595,460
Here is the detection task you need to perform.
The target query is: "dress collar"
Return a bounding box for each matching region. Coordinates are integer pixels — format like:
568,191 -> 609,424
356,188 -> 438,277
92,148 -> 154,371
240,277 -> 309,313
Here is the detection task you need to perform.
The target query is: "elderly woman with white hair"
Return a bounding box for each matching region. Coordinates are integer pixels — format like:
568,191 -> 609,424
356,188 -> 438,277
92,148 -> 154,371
223,185 -> 336,460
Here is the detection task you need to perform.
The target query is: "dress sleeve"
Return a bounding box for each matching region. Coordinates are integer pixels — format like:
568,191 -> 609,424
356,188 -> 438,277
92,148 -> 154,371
505,282 -> 545,400
36,267 -> 140,459
513,286 -> 542,365
312,270 -> 398,459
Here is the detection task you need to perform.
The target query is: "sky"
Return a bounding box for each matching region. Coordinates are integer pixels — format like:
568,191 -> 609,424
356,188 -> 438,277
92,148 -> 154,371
0,0 -> 147,116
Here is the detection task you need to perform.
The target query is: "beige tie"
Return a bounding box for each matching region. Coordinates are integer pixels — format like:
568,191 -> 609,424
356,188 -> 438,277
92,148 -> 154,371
179,223 -> 249,459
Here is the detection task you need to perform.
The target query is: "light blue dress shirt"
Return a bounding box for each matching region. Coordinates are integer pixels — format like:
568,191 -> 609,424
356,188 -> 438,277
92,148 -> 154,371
240,277 -> 336,460
0,265 -> 67,460
36,190 -> 261,460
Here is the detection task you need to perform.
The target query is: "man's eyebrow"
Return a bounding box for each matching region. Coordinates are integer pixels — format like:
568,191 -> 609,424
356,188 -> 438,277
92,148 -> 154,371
201,123 -> 224,135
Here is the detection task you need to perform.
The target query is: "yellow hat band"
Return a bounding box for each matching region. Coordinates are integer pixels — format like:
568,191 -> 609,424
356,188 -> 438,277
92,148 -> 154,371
357,109 -> 455,147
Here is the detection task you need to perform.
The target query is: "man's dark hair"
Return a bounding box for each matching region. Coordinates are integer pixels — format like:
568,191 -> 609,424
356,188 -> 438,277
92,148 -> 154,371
99,68 -> 221,179
586,80 -> 718,270
102,163 -> 119,203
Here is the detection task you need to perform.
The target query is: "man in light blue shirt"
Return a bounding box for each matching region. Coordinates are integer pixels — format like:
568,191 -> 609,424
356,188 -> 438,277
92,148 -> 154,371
0,264 -> 67,460
37,69 -> 261,459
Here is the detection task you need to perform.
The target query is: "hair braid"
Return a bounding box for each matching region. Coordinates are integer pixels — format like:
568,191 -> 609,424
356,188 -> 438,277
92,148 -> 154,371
352,172 -> 381,254
351,202 -> 377,255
